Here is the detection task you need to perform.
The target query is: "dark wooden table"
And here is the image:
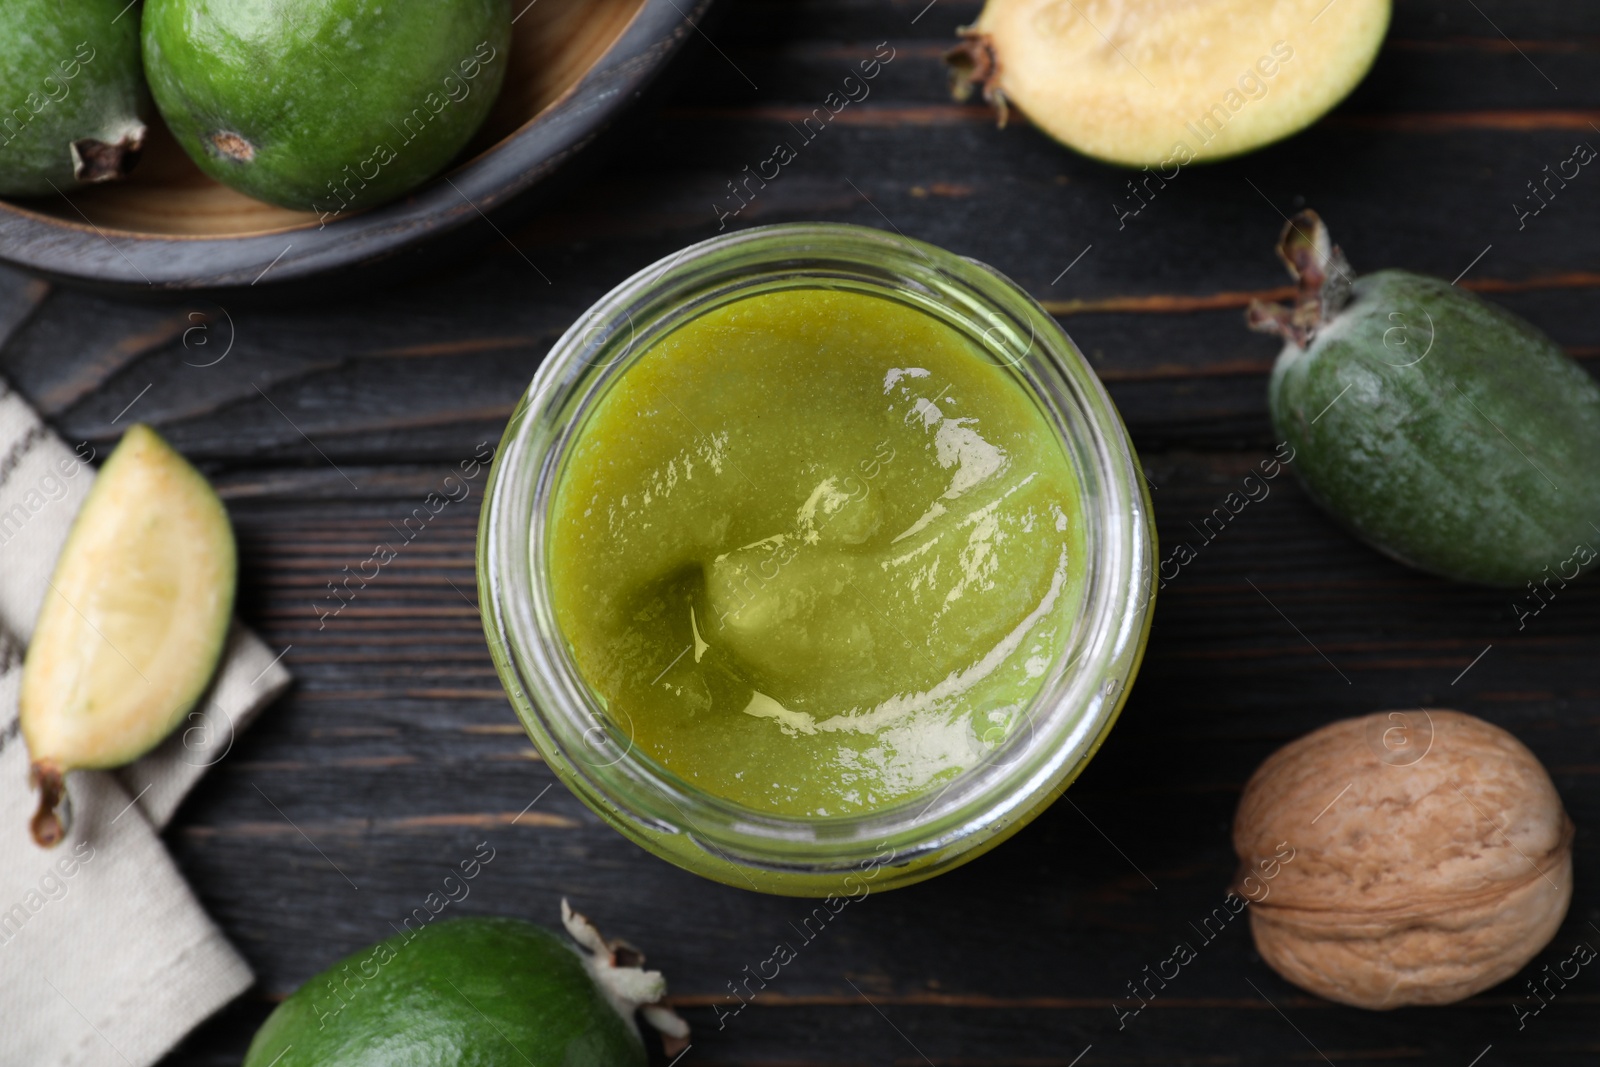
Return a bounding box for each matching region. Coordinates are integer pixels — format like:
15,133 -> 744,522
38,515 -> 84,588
3,0 -> 1597,1062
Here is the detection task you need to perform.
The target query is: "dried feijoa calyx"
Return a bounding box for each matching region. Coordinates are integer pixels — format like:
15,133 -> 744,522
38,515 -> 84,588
1233,710 -> 1573,1009
22,425 -> 236,847
947,0 -> 1389,166
0,0 -> 148,197
1249,211 -> 1600,586
242,905 -> 689,1067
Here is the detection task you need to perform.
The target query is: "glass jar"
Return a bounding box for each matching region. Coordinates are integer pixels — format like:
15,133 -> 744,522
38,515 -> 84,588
478,223 -> 1155,896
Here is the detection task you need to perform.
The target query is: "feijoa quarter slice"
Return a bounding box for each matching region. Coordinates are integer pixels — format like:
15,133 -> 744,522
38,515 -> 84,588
22,424 -> 236,846
1249,212 -> 1600,587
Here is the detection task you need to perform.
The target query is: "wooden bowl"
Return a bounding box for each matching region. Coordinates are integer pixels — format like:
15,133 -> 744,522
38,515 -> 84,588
0,0 -> 706,291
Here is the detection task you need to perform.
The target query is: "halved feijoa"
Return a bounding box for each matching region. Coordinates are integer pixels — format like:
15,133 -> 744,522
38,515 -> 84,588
0,0 -> 148,196
949,0 -> 1390,166
21,424 -> 236,846
1249,212 -> 1600,587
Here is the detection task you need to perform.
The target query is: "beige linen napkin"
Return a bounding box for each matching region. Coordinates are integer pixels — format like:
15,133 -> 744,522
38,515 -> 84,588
0,380 -> 292,1066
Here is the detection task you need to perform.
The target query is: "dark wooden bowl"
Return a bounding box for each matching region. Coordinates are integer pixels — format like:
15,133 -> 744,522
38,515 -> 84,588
0,0 -> 706,291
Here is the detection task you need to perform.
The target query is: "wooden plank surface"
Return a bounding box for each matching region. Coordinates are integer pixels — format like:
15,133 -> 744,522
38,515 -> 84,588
2,0 -> 1598,1063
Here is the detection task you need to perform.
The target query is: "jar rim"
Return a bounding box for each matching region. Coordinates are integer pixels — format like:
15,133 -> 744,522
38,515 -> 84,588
478,222 -> 1156,887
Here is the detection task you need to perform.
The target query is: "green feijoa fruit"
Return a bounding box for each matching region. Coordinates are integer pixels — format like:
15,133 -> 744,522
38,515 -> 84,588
0,0 -> 147,197
142,0 -> 511,216
242,906 -> 689,1067
1249,212 -> 1600,587
22,424 -> 236,847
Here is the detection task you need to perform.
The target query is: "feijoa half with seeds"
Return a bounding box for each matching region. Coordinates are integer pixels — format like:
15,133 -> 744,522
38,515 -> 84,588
1249,212 -> 1600,587
22,424 -> 236,846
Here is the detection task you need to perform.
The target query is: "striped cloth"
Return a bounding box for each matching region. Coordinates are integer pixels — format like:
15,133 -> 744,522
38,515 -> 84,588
0,379 -> 292,1067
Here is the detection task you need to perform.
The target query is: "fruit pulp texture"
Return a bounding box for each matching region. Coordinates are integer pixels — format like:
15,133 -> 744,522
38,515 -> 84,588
549,289 -> 1087,817
21,424 -> 236,771
968,0 -> 1390,165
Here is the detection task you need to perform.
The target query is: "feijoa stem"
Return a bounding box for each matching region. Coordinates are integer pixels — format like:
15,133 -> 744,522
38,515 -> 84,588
29,762 -> 68,848
70,123 -> 147,185
1246,210 -> 1356,348
946,32 -> 1009,126
561,900 -> 690,1055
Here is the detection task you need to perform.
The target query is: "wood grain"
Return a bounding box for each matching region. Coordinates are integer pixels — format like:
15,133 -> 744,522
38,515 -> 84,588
1,0 -> 1598,1064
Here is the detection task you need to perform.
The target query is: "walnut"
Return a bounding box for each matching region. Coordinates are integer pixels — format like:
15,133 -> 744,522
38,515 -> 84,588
1232,709 -> 1574,1009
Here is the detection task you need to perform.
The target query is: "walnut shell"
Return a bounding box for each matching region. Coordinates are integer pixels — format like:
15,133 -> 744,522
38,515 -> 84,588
1232,709 -> 1573,1009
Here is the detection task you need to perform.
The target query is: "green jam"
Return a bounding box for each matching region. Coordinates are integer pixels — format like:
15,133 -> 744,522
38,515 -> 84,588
549,288 -> 1087,817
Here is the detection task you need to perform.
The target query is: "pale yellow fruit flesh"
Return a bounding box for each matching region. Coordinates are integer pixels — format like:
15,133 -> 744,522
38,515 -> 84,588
21,424 -> 236,776
972,0 -> 1391,165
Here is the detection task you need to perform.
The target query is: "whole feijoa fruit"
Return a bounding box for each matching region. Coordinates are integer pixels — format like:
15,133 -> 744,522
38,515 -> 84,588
242,906 -> 688,1067
0,0 -> 147,197
142,0 -> 511,216
1249,211 -> 1600,587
